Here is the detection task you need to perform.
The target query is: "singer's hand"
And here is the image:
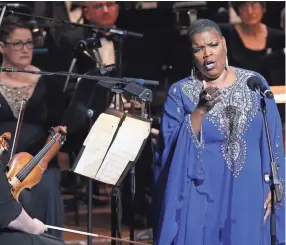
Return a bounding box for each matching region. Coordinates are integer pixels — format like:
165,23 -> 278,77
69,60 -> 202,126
151,128 -> 159,146
264,191 -> 272,222
197,80 -> 221,113
263,184 -> 282,222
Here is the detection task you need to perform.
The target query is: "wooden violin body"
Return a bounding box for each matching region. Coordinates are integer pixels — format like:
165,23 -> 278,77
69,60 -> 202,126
6,126 -> 67,201
6,152 -> 43,200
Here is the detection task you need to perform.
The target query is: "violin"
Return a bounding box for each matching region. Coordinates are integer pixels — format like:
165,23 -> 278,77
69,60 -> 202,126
6,126 -> 67,201
0,132 -> 151,245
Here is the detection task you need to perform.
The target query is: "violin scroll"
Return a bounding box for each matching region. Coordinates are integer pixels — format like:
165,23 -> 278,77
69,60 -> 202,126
0,132 -> 11,152
49,126 -> 67,145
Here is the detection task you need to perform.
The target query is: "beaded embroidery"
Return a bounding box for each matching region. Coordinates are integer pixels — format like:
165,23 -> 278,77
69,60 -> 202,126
0,83 -> 35,118
181,68 -> 259,177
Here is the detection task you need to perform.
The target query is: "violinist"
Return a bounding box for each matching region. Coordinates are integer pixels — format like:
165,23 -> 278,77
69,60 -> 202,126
0,15 -> 66,238
0,134 -> 67,245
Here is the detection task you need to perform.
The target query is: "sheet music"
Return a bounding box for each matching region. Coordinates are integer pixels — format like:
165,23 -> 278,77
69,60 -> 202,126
95,115 -> 150,185
274,93 -> 286,103
73,113 -> 121,178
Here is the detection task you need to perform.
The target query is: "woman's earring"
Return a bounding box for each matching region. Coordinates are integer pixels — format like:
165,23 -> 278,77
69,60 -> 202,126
225,55 -> 229,69
191,61 -> 196,78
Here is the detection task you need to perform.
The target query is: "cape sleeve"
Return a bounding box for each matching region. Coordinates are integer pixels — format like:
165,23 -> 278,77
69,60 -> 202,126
256,73 -> 285,244
153,82 -> 209,245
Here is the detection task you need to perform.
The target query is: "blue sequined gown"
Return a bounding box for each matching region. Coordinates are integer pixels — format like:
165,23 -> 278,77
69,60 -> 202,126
153,67 -> 285,245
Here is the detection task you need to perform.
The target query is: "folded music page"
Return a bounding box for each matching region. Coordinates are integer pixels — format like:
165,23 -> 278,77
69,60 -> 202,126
73,111 -> 151,185
95,115 -> 151,185
73,112 -> 121,179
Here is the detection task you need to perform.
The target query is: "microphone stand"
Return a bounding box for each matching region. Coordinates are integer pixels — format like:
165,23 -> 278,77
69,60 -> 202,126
0,68 -> 159,88
110,34 -> 125,245
63,40 -> 100,93
260,97 -> 282,245
1,9 -> 143,39
1,67 -> 155,245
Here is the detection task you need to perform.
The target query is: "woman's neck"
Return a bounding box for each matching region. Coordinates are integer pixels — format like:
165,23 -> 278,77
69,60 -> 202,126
204,68 -> 234,89
239,23 -> 265,36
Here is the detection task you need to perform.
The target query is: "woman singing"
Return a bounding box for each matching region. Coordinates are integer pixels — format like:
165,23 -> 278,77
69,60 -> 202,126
153,19 -> 285,245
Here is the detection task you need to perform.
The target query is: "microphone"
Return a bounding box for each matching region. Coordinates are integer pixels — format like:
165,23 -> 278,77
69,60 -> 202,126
122,77 -> 159,87
0,68 -> 14,72
0,3 -> 27,8
247,76 -> 274,99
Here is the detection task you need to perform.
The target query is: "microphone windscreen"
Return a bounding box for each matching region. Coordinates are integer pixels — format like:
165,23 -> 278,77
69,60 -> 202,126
246,76 -> 261,91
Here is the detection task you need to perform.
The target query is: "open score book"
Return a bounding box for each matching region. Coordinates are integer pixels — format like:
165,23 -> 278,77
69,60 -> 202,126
72,109 -> 151,186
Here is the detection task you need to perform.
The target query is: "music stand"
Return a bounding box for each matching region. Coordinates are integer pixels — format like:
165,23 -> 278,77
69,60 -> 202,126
270,86 -> 286,104
62,72 -> 153,245
270,85 -> 286,124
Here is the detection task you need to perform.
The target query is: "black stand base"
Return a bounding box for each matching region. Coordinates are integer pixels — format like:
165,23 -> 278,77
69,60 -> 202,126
130,166 -> 136,244
87,179 -> 93,245
270,184 -> 276,245
111,186 -> 122,245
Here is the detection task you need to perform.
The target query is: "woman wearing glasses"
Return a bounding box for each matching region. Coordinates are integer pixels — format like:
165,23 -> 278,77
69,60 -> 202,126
220,1 -> 284,73
0,15 -> 65,239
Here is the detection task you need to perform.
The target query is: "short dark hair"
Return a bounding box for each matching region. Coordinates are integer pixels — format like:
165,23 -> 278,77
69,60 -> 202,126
187,19 -> 223,41
231,1 -> 266,15
0,15 -> 31,42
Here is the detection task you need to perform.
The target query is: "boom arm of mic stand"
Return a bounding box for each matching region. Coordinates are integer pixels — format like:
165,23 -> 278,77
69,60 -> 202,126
0,68 -> 159,89
0,68 -> 126,84
3,10 -> 143,38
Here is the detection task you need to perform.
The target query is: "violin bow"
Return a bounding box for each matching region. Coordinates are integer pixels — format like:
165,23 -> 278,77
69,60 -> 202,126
10,98 -> 27,160
46,225 -> 152,245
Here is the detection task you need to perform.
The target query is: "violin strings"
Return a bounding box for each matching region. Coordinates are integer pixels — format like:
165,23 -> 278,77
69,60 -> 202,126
17,139 -> 55,181
16,135 -> 59,181
19,138 -> 56,179
17,139 -> 55,180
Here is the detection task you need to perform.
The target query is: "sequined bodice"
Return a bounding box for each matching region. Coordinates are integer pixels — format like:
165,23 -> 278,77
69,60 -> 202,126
0,83 -> 36,118
181,67 -> 259,177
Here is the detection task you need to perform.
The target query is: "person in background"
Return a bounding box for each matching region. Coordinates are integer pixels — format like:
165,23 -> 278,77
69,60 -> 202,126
0,15 -> 65,239
219,1 -> 284,72
259,7 -> 285,127
259,7 -> 285,87
153,19 -> 285,245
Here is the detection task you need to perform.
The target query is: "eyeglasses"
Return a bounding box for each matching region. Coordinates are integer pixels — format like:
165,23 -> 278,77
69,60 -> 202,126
239,2 -> 263,12
91,2 -> 116,11
4,40 -> 34,51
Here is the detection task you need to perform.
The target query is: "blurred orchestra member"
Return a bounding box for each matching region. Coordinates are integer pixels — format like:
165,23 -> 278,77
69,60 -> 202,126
220,1 -> 284,72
